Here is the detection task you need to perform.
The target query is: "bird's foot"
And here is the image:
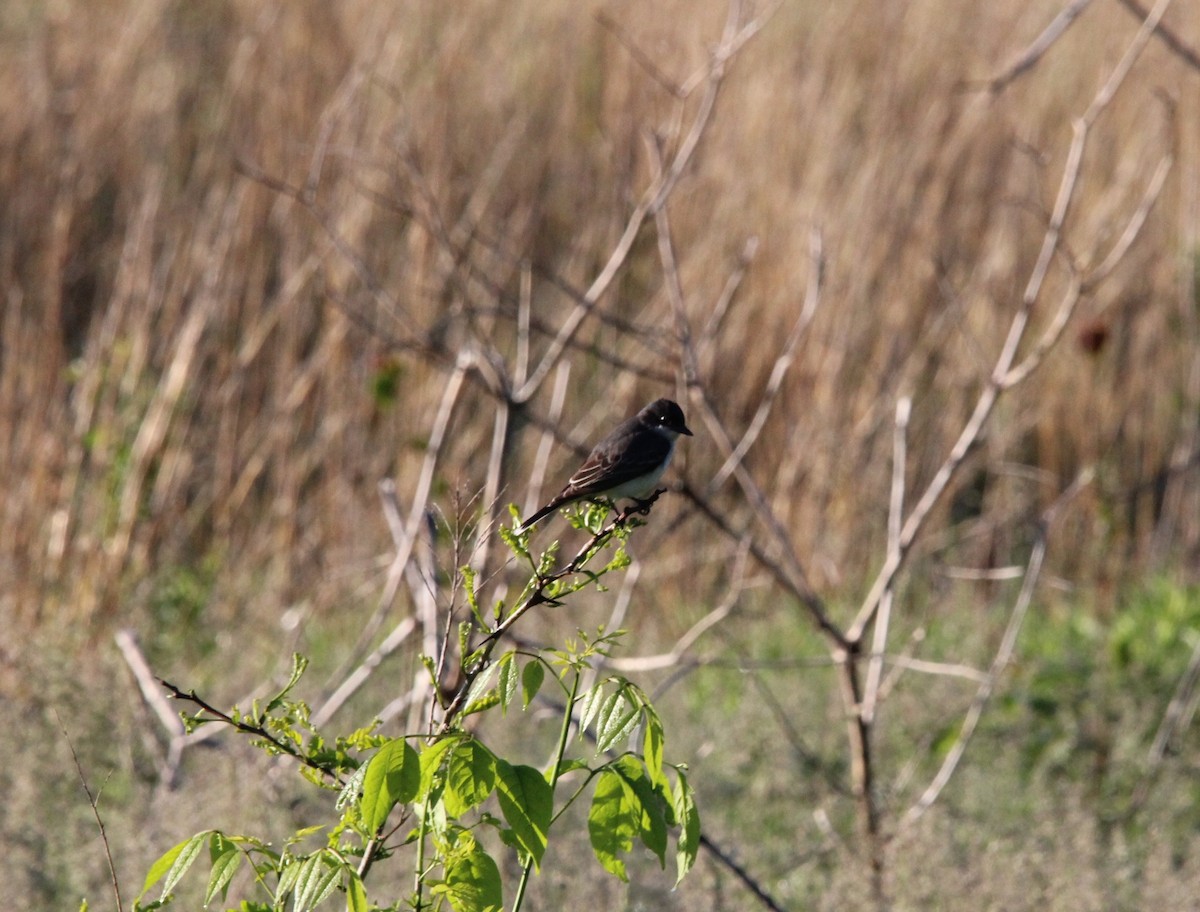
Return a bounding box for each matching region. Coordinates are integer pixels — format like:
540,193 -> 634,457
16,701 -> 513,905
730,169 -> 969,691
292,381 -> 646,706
615,489 -> 665,523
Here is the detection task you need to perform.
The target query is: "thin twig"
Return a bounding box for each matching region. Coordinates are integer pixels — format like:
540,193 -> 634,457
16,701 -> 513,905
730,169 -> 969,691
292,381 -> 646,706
697,832 -> 790,912
336,362 -> 468,675
513,0 -> 755,404
115,628 -> 186,738
608,538 -> 750,672
312,618 -> 418,728
1116,0 -> 1200,70
984,0 -> 1094,93
57,711 -> 124,912
653,173 -> 837,645
595,11 -> 683,97
1128,633 -> 1200,815
159,679 -> 346,784
901,468 -> 1093,827
1081,152 -> 1173,292
710,228 -> 823,490
846,0 -> 1170,643
861,396 -> 911,725
699,235 -> 759,363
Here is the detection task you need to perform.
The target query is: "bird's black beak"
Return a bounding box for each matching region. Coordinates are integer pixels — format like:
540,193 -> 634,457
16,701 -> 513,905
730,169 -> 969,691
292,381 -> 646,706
680,423 -> 694,436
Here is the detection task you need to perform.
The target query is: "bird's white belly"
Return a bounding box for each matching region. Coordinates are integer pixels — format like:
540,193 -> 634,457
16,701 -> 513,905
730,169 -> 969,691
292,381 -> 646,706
605,448 -> 672,501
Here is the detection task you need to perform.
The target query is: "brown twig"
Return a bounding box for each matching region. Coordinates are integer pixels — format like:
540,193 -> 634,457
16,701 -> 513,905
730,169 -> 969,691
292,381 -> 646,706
861,396 -> 911,726
846,0 -> 1173,646
900,468 -> 1094,828
159,678 -> 346,785
1128,633 -> 1200,816
983,0 -> 1094,93
1116,0 -> 1200,71
57,711 -> 124,912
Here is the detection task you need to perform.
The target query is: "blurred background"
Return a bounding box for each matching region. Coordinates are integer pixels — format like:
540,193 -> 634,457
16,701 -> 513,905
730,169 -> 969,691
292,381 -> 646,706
2,0 -> 1199,908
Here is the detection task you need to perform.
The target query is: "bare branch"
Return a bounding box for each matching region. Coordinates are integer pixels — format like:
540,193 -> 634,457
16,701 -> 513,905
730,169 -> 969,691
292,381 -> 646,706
882,655 -> 988,685
1128,634 -> 1200,815
522,361 -> 571,518
846,1 -> 1170,643
901,468 -> 1094,827
984,0 -> 1094,93
595,11 -> 683,97
1082,152 -> 1173,292
699,235 -> 759,363
116,628 -> 186,739
311,617 -> 417,728
337,361 -> 468,671
861,396 -> 911,725
513,2 -> 756,405
710,228 -> 823,490
1085,0 -> 1174,124
57,712 -> 124,912
1116,0 -> 1200,71
608,538 -> 750,672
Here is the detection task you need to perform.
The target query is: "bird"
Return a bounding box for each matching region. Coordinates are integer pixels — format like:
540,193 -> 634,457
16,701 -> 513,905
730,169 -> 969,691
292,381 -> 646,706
517,398 -> 693,533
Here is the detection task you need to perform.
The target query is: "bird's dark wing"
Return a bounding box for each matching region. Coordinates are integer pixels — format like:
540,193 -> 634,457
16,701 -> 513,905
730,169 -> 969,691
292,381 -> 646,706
517,416 -> 670,531
558,422 -> 671,500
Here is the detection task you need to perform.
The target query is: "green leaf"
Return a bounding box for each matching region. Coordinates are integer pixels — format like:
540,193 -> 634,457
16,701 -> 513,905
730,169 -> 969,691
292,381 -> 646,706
265,653 -> 309,713
360,738 -> 420,833
442,848 -> 503,912
205,832 -> 241,905
673,769 -> 700,885
157,830 -> 210,899
643,711 -> 666,790
554,757 -> 591,777
588,770 -> 638,881
345,871 -> 368,912
577,683 -> 606,739
613,756 -> 668,866
494,760 -> 553,868
521,660 -> 545,709
276,856 -> 303,898
462,565 -> 481,621
464,691 -> 501,716
444,738 -> 497,816
292,852 -> 341,912
288,824 -> 327,845
595,688 -> 639,754
139,836 -> 188,899
418,735 -> 461,799
336,762 -> 369,812
463,664 -> 500,716
497,652 -> 518,713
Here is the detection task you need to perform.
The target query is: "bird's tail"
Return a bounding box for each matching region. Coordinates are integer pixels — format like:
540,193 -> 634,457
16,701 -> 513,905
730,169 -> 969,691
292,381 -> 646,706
515,499 -> 566,535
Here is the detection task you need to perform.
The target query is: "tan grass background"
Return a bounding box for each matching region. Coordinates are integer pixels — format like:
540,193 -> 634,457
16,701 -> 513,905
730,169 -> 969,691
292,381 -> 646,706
2,1 -> 1197,632
1,0 -> 1199,906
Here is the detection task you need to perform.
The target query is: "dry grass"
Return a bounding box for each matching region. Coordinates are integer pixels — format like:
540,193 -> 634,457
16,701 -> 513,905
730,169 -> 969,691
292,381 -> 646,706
2,0 -> 1196,631
2,0 -> 1200,907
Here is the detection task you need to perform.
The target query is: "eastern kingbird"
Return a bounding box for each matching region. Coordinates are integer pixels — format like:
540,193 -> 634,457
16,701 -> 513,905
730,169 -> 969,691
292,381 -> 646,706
517,398 -> 693,532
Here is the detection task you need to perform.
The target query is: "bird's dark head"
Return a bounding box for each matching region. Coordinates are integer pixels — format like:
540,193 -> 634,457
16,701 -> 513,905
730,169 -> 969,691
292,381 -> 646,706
640,398 -> 694,437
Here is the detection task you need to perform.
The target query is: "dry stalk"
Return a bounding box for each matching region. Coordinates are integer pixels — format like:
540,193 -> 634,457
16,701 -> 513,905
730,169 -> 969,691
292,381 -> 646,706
900,468 -> 1094,828
57,712 -> 124,912
1116,0 -> 1200,70
1128,634 -> 1200,816
511,0 -> 748,405
846,0 -> 1174,646
985,0 -> 1095,93
709,229 -> 823,491
861,396 -> 911,727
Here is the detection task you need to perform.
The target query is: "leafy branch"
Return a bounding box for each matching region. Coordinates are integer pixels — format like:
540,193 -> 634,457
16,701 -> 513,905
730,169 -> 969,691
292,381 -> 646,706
133,495 -> 699,912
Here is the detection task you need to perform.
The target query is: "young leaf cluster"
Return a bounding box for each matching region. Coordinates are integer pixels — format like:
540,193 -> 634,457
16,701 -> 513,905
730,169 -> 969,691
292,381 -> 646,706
131,503 -> 699,912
